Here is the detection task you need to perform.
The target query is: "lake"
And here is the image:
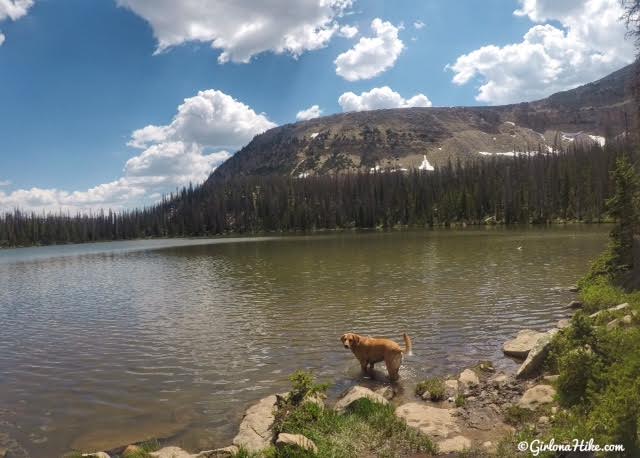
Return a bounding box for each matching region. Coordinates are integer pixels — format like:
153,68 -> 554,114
0,227 -> 608,457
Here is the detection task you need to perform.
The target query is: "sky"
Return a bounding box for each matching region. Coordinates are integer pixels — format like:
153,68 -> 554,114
0,0 -> 636,213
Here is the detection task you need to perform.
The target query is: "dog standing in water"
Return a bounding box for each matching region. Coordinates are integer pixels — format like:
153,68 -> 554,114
340,332 -> 412,381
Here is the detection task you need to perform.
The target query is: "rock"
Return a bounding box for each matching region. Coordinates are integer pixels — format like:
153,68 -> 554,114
444,379 -> 459,397
490,374 -> 508,386
82,453 -> 110,458
516,329 -> 559,379
420,391 -> 432,401
232,394 -> 278,453
276,433 -> 318,454
568,286 -> 579,293
374,386 -> 396,400
395,403 -> 461,440
607,318 -> 621,330
518,385 -> 556,410
193,446 -> 239,457
538,416 -> 550,424
0,448 -> 6,458
150,447 -> 191,458
334,386 -> 388,412
543,374 -> 559,383
123,445 -> 142,457
503,330 -> 545,359
551,407 -> 558,414
556,318 -> 571,329
590,303 -> 630,318
483,441 -> 493,448
568,300 -> 583,309
438,435 -> 471,453
302,393 -> 326,409
458,369 -> 479,387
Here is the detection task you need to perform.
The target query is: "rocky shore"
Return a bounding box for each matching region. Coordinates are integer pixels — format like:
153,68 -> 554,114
77,293 -> 638,458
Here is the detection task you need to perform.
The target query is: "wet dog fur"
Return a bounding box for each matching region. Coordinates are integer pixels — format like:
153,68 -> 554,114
340,332 -> 412,381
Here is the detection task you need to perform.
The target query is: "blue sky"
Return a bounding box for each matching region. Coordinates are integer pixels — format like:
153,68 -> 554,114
0,0 -> 635,212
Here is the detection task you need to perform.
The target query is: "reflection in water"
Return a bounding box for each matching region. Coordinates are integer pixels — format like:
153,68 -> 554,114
0,228 -> 607,456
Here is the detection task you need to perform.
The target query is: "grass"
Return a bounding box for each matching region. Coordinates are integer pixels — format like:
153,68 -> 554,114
415,377 -> 446,401
274,398 -> 436,458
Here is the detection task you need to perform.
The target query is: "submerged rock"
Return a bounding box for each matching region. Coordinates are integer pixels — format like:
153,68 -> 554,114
232,394 -> 278,453
516,329 -> 558,379
518,385 -> 556,410
334,386 -> 388,412
503,330 -> 545,359
276,433 -> 318,454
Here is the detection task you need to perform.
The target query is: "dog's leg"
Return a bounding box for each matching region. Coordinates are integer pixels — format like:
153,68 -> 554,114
385,354 -> 402,381
368,362 -> 375,371
359,358 -> 368,373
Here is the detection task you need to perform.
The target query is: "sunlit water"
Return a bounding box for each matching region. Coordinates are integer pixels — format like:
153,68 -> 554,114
0,227 -> 608,457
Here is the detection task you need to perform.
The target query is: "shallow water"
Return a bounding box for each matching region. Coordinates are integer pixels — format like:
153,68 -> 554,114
0,227 -> 607,456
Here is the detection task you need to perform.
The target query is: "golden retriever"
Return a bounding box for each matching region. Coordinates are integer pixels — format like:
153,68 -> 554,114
340,332 -> 412,381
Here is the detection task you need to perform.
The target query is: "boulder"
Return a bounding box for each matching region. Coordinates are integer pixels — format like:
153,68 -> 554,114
395,403 -> 460,440
438,435 -> 471,453
556,319 -> 571,329
194,446 -> 239,457
590,303 -> 630,318
334,386 -> 388,412
567,300 -> 583,309
232,395 -> 278,453
458,369 -> 479,387
516,329 -> 558,379
503,329 -> 546,359
82,453 -> 110,458
623,315 -> 633,325
374,386 -> 396,400
123,445 -> 142,457
150,448 -> 192,458
518,385 -> 556,410
276,433 -> 318,454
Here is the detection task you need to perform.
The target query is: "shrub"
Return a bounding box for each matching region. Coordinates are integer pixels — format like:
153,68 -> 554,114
556,346 -> 603,408
415,377 -> 446,401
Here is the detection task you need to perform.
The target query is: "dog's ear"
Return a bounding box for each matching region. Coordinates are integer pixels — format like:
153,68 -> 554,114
353,334 -> 360,344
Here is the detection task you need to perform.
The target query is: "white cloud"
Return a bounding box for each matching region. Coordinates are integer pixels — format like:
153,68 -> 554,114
449,0 -> 635,104
0,179 -> 11,187
0,0 -> 34,45
413,20 -> 425,29
1,90 -> 273,213
117,0 -> 352,63
338,24 -> 358,38
296,104 -> 323,121
338,86 -> 432,112
334,18 -> 404,81
129,89 -> 276,150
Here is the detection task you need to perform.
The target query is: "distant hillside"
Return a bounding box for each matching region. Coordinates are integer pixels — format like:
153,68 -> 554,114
212,64 -> 635,179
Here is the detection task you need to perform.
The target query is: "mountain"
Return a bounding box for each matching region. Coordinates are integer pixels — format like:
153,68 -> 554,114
212,64 -> 636,179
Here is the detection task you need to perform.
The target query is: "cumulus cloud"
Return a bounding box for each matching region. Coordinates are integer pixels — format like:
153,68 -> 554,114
0,0 -> 34,45
334,18 -> 404,81
413,20 -> 425,29
129,89 -> 276,150
117,0 -> 352,63
338,86 -> 432,112
449,0 -> 635,104
338,24 -> 358,38
1,90 -> 273,213
296,105 -> 323,121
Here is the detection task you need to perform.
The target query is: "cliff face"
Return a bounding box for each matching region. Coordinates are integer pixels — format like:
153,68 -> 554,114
212,64 -> 636,180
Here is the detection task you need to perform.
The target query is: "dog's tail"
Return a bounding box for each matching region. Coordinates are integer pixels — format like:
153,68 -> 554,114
403,333 -> 413,356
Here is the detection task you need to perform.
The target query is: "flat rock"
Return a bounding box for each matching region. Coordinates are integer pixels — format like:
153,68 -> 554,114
503,329 -> 545,359
334,386 -> 388,412
516,329 -> 558,379
518,385 -> 556,410
567,300 -> 583,309
150,448 -> 192,458
276,433 -> 318,454
458,369 -> 479,387
232,394 -> 278,453
438,435 -> 471,453
395,403 -> 460,440
82,453 -> 110,458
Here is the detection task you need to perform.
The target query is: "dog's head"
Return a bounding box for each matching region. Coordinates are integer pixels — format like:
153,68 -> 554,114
340,333 -> 360,350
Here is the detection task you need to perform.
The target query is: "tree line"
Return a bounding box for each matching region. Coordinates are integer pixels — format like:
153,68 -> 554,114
0,141 -> 631,248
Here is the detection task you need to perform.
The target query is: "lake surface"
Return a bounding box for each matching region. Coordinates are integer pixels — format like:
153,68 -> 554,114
0,227 -> 607,457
